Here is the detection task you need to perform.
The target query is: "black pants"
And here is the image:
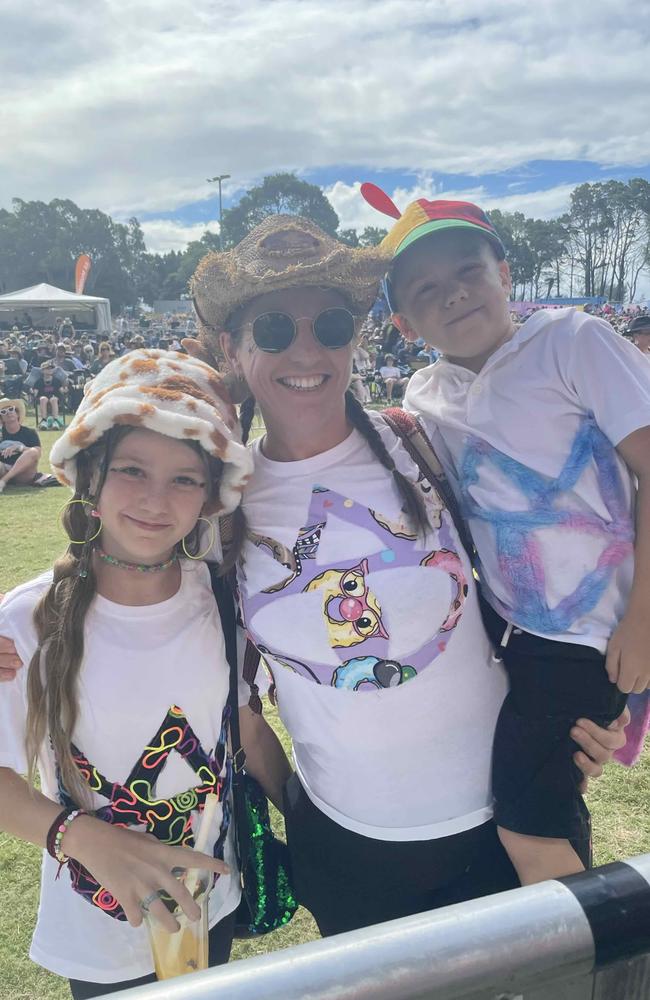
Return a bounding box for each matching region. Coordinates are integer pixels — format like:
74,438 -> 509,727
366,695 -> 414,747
282,773 -> 584,938
68,908 -> 236,999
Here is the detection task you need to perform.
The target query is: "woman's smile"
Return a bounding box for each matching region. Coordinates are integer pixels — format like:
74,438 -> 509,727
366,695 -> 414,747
276,374 -> 330,391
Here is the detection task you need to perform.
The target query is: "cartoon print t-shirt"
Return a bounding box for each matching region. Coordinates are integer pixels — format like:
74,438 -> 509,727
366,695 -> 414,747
238,412 -> 508,841
0,562 -> 239,984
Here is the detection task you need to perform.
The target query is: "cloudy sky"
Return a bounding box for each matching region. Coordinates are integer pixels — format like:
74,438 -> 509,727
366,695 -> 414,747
1,0 -> 649,254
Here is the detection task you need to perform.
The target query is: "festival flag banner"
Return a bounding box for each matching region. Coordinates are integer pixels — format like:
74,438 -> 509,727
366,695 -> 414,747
75,254 -> 92,294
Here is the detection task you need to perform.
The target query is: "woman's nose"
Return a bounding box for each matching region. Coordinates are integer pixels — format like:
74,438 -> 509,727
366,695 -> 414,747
290,319 -> 323,359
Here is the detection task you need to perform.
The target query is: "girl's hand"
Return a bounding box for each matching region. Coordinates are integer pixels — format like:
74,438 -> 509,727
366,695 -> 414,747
0,635 -> 22,682
64,815 -> 230,932
571,707 -> 630,790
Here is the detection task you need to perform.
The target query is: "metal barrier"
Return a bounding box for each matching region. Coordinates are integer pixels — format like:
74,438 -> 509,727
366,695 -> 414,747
107,854 -> 650,1000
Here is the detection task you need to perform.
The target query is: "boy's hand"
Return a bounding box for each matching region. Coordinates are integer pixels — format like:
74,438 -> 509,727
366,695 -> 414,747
606,612 -> 650,694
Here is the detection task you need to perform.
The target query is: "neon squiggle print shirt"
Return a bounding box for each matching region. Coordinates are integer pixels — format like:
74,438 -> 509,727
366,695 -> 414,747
0,563 -> 239,983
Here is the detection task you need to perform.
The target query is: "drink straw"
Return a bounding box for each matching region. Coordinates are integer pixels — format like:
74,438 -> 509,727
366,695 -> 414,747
168,793 -> 219,963
183,792 -> 219,900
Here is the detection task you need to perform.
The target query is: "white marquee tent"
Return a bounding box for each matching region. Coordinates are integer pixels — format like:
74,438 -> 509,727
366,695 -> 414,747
0,283 -> 111,333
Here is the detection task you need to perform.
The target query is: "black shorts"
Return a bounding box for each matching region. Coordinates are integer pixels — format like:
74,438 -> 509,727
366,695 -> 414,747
479,596 -> 627,841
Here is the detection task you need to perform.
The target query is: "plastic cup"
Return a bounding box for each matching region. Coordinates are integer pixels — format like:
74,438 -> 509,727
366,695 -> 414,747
144,869 -> 212,981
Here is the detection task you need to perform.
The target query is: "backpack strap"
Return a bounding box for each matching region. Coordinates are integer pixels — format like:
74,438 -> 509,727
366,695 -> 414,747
210,553 -> 264,716
208,566 -> 246,774
382,407 -> 475,560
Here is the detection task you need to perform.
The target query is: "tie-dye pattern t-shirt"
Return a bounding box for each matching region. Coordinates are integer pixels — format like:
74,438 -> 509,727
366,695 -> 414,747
405,309 -> 650,652
405,308 -> 650,764
238,413 -> 508,840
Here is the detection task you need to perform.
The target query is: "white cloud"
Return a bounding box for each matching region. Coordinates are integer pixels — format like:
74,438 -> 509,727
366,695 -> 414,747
0,0 -> 648,218
325,178 -> 580,231
139,218 -> 221,254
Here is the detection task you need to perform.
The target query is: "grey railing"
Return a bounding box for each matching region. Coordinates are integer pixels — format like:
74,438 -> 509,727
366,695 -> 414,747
106,853 -> 650,1000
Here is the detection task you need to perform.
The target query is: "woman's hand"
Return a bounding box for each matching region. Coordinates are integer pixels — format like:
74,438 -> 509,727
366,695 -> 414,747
571,707 -> 630,791
64,815 -> 229,931
0,635 -> 22,682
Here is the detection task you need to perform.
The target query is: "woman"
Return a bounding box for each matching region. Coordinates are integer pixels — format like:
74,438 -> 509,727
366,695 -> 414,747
188,215 -> 629,936
90,342 -> 113,375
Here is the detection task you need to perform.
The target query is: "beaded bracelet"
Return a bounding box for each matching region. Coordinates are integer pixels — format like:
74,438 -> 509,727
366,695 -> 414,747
45,808 -> 87,875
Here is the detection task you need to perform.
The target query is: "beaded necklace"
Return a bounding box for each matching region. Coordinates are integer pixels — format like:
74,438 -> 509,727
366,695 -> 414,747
96,546 -> 178,573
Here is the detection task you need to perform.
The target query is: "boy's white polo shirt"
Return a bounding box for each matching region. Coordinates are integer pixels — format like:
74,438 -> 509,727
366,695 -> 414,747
405,308 -> 650,652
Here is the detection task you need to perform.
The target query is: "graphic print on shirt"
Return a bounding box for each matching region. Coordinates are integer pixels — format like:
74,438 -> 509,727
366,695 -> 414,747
57,705 -> 231,921
241,486 -> 467,691
458,416 -> 635,634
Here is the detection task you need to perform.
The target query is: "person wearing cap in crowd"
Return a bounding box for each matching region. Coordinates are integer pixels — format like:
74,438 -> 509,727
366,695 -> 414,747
0,397 -> 56,492
60,316 -> 75,339
55,343 -> 79,374
91,342 -> 114,375
627,314 -> 650,356
0,349 -> 260,996
360,184 -> 650,887
181,214 -> 626,937
378,352 -> 409,401
31,358 -> 68,429
8,346 -> 28,376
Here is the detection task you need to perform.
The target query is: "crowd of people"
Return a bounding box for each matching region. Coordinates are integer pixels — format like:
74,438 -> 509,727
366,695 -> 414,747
1,301 -> 649,499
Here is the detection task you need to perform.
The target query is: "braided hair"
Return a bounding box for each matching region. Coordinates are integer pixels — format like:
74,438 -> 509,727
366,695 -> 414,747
344,390 -> 428,535
239,394 -> 256,445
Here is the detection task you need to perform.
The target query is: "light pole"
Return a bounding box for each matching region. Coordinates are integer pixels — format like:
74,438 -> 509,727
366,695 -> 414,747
207,174 -> 231,247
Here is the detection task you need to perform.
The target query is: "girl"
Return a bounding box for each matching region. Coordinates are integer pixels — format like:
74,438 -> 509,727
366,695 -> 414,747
0,350 -> 255,997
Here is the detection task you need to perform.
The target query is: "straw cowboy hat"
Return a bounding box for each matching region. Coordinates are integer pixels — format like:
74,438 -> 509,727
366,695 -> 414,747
190,214 -> 389,339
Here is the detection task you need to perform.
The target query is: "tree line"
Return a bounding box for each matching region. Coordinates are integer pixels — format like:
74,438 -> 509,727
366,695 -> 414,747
0,175 -> 648,312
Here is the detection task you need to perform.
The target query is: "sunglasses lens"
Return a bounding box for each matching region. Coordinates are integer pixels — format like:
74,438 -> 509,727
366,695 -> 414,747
313,309 -> 355,349
252,313 -> 296,353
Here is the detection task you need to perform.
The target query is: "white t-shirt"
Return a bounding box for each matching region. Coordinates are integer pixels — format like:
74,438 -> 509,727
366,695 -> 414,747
380,365 -> 402,380
405,308 -> 650,653
238,413 -> 508,841
0,562 -> 240,984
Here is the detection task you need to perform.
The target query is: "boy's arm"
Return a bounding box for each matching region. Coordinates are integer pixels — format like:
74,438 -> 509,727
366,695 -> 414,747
608,425 -> 650,694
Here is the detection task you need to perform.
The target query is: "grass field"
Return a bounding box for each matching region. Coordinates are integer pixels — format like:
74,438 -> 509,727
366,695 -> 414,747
0,424 -> 648,999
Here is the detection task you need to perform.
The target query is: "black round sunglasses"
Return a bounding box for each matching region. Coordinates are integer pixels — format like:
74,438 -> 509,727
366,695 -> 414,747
246,308 -> 356,354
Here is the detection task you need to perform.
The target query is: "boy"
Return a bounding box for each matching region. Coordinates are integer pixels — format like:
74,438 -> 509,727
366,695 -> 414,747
362,185 -> 650,884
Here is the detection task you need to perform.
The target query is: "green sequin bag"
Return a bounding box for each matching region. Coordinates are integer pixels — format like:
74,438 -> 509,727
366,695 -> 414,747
211,569 -> 298,937
233,769 -> 298,936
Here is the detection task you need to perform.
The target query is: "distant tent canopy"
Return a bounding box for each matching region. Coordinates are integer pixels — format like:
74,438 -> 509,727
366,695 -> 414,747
0,283 -> 111,333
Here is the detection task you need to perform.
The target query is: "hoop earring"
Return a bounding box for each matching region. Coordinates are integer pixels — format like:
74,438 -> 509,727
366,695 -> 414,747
181,516 -> 216,561
60,498 -> 103,545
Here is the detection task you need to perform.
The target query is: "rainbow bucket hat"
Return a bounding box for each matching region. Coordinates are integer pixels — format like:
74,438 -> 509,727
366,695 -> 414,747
360,183 -> 505,311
